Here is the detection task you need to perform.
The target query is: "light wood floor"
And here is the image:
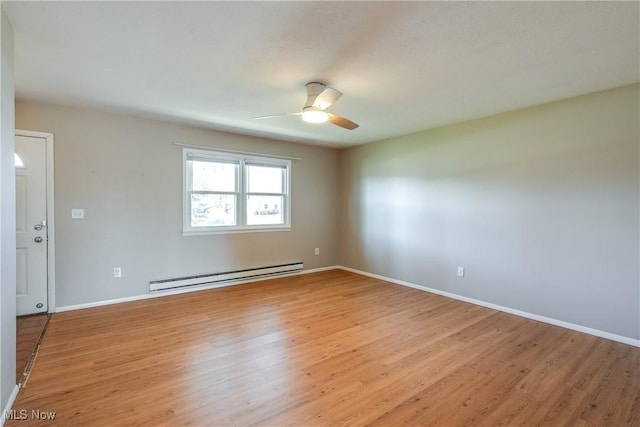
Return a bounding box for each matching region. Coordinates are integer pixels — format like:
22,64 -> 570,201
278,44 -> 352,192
7,270 -> 639,426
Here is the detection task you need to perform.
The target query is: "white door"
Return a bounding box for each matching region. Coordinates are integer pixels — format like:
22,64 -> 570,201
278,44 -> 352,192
16,135 -> 48,315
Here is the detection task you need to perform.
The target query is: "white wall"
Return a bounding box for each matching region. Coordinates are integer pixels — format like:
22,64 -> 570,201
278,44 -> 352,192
340,84 -> 640,341
0,4 -> 15,414
16,102 -> 340,308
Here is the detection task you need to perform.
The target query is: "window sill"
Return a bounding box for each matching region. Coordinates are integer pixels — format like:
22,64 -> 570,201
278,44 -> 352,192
183,226 -> 291,236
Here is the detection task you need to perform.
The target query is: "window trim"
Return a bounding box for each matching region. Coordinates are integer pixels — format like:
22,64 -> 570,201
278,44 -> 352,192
183,148 -> 291,235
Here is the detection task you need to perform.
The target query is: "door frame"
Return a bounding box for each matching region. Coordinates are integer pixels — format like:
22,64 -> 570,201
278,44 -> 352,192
16,129 -> 55,313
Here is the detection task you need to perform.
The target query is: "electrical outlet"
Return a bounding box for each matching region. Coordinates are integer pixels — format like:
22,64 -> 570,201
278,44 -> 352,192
315,248 -> 320,255
114,267 -> 122,278
457,266 -> 464,277
71,209 -> 85,219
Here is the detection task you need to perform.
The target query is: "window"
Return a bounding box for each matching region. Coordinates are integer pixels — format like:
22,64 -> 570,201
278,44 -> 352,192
183,148 -> 291,234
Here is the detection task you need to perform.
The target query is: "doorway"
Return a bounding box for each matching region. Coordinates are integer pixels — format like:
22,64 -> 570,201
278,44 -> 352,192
15,134 -> 48,315
14,130 -> 55,384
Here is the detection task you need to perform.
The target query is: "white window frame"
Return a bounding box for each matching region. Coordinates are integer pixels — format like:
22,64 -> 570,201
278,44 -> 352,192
183,147 -> 291,235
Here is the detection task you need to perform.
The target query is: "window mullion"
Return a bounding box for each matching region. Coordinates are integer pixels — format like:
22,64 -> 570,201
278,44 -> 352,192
238,159 -> 245,227
185,158 -> 194,231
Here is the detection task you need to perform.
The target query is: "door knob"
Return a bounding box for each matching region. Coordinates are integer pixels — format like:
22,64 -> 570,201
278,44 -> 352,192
34,224 -> 44,231
34,236 -> 43,243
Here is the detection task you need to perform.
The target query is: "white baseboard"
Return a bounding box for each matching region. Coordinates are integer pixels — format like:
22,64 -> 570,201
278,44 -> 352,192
299,265 -> 340,274
338,266 -> 640,348
56,266 -> 340,313
2,385 -> 20,426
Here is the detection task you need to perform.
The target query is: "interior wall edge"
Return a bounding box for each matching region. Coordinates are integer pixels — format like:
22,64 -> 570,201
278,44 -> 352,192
0,384 -> 19,426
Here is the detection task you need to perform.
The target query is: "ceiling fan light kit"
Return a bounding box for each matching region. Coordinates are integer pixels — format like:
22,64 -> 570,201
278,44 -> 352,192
302,106 -> 329,123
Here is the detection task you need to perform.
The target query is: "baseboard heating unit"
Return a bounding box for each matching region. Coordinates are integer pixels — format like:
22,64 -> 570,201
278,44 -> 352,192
149,262 -> 304,292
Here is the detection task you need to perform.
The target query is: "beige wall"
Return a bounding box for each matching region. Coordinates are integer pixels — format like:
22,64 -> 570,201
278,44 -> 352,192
339,84 -> 639,340
0,5 -> 15,410
16,101 -> 340,307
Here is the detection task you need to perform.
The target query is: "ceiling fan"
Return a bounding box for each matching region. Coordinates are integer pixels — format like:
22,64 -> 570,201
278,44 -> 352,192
254,82 -> 359,130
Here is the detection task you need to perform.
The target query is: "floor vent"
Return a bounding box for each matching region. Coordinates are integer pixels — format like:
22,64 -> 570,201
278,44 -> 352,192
149,262 -> 303,292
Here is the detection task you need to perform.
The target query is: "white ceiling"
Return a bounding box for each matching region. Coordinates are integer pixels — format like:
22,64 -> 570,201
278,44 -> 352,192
4,1 -> 639,148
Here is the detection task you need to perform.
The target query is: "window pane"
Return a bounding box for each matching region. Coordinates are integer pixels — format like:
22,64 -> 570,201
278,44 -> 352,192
247,165 -> 284,194
191,194 -> 236,227
14,153 -> 24,168
191,160 -> 237,192
246,195 -> 284,225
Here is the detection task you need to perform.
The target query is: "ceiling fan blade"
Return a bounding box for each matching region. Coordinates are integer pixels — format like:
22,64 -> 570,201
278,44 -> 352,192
304,82 -> 327,108
328,114 -> 359,130
252,112 -> 301,120
314,87 -> 342,110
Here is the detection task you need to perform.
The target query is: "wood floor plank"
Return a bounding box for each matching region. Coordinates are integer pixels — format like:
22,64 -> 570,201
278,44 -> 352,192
6,270 -> 639,426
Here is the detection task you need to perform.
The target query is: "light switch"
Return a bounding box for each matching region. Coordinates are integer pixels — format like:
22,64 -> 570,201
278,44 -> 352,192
71,209 -> 85,219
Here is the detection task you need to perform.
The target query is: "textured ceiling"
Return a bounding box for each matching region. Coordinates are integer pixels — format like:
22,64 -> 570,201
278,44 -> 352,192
4,1 -> 639,148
